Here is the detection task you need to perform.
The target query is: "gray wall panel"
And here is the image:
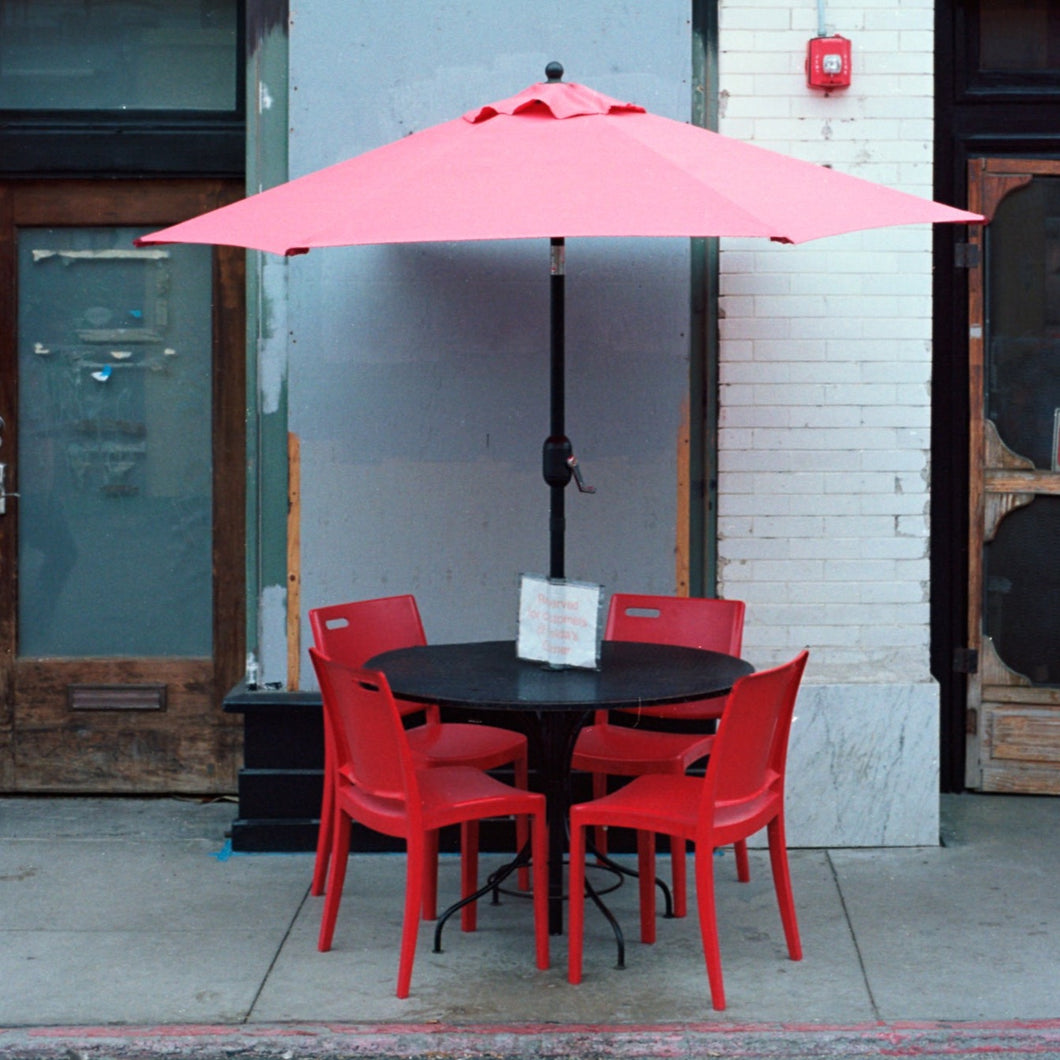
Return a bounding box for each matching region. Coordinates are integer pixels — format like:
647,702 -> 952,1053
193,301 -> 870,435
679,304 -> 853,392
288,1 -> 692,650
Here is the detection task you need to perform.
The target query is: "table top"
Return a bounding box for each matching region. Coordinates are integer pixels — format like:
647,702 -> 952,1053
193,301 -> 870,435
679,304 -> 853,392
365,639 -> 753,713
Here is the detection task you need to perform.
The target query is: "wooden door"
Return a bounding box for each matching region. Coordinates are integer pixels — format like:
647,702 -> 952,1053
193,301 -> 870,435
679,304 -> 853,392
0,180 -> 245,792
966,158 -> 1060,793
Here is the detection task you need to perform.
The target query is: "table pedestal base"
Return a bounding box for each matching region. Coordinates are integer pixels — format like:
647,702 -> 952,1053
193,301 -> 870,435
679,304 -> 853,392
432,701 -> 676,965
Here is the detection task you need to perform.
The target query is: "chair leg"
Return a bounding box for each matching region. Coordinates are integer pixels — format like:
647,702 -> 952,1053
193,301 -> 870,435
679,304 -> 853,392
515,755 -> 531,892
695,844 -> 726,1011
531,809 -> 550,971
422,829 -> 439,921
317,810 -> 351,952
767,816 -> 802,961
637,831 -> 657,944
397,835 -> 425,999
310,761 -> 334,897
567,813 -> 587,984
591,772 -> 609,855
670,836 -> 687,917
735,838 -> 751,883
461,820 -> 479,933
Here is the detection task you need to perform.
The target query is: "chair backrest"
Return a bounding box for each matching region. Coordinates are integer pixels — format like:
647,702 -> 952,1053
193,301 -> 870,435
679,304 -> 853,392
309,595 -> 427,664
604,593 -> 745,657
309,596 -> 434,722
700,650 -> 808,822
309,646 -> 416,806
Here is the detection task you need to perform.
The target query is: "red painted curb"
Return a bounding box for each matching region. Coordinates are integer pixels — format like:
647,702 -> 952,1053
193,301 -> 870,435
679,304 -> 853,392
0,1021 -> 1058,1059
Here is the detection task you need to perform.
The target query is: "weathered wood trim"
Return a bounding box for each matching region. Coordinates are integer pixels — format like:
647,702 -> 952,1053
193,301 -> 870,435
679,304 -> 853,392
212,236 -> 247,707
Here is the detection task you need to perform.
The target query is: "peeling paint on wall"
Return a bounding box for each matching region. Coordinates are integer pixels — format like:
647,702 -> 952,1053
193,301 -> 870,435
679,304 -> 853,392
259,582 -> 289,687
259,256 -> 288,415
248,0 -> 288,54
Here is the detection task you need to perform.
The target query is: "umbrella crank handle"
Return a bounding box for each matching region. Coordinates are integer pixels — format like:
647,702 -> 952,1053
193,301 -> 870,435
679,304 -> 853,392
542,436 -> 595,493
567,455 -> 596,494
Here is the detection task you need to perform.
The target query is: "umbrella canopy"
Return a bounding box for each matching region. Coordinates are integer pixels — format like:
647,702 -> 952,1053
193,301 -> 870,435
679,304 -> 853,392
138,65 -> 984,580
139,70 -> 981,253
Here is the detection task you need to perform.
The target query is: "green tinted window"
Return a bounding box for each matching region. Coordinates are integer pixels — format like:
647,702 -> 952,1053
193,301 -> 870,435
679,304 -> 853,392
0,0 -> 238,111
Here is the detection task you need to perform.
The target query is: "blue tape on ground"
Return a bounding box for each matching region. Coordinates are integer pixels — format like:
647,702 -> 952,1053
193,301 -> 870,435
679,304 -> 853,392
211,839 -> 233,861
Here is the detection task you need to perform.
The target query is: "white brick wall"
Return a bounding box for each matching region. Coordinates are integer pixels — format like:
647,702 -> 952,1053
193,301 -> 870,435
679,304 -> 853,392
717,1 -> 937,687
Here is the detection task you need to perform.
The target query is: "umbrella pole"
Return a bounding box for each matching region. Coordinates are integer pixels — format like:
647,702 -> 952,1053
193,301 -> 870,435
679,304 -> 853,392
544,237 -> 568,580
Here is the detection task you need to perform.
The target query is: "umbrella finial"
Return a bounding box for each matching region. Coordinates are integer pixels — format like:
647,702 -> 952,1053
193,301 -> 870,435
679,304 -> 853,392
545,61 -> 564,82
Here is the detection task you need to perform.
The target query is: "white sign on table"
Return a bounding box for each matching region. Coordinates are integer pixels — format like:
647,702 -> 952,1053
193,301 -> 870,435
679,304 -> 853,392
516,573 -> 602,670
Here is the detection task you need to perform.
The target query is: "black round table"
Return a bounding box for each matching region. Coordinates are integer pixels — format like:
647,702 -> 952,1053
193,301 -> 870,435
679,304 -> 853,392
366,639 -> 753,935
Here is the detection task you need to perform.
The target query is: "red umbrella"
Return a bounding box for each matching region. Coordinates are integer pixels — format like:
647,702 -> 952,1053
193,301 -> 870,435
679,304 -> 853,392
139,64 -> 983,576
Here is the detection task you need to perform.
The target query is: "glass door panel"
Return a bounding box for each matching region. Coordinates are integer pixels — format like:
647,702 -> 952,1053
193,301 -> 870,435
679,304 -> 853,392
983,495 -> 1060,686
982,177 -> 1060,684
985,178 -> 1060,470
17,227 -> 213,657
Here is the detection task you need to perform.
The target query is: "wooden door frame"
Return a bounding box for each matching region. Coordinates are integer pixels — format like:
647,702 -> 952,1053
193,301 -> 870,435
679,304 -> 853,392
965,157 -> 1060,793
0,179 -> 246,791
934,0 -> 1060,790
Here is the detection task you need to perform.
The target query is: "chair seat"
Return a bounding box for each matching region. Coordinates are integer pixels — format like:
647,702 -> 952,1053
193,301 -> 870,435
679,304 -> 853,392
571,723 -> 713,776
407,722 -> 527,772
338,764 -> 544,838
570,771 -> 780,845
417,765 -> 543,828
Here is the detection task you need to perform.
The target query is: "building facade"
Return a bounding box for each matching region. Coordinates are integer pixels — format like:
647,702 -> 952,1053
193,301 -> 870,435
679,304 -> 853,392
2,1 -> 1057,838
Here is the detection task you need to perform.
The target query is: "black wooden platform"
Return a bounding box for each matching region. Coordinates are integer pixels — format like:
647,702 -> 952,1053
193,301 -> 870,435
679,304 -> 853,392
223,681 -> 324,852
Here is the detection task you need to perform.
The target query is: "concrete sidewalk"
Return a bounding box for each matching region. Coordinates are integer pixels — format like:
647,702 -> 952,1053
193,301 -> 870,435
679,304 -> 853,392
0,793 -> 1057,1057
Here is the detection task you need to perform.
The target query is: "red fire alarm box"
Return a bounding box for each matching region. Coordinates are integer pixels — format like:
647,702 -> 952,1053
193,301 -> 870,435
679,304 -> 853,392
807,35 -> 851,89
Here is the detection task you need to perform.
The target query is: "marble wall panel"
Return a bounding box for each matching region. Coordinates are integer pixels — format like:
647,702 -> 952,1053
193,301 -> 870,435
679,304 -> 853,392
763,682 -> 940,848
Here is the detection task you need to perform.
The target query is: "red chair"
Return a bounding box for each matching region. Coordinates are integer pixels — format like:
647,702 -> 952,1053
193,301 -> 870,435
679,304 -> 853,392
570,593 -> 747,913
310,648 -> 549,998
309,596 -> 530,908
568,650 -> 808,1010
